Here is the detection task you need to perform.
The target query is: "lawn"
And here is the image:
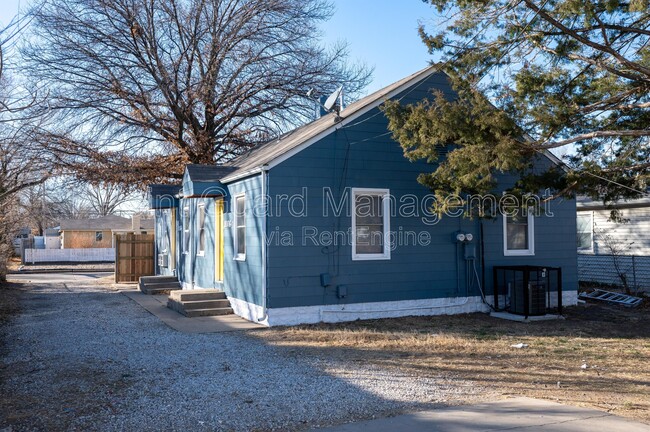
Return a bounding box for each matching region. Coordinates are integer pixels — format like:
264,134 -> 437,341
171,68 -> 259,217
256,302 -> 650,423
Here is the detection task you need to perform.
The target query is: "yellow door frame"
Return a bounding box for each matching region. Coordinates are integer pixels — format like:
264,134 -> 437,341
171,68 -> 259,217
215,198 -> 224,282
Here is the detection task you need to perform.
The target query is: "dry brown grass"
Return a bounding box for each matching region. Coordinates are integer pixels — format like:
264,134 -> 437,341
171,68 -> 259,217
6,257 -> 21,272
256,302 -> 650,423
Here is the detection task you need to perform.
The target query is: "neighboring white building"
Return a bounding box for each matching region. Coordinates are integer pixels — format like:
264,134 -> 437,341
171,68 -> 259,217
577,195 -> 650,255
577,195 -> 650,291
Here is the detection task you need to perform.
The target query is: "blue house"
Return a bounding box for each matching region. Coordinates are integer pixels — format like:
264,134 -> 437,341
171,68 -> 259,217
148,66 -> 578,326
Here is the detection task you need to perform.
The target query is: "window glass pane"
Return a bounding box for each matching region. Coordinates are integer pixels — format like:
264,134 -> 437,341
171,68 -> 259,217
576,214 -> 591,233
236,227 -> 246,255
355,194 -> 384,255
198,206 -> 205,253
506,215 -> 528,250
235,196 -> 245,256
576,214 -> 592,250
577,233 -> 592,249
183,208 -> 190,252
236,196 -> 245,221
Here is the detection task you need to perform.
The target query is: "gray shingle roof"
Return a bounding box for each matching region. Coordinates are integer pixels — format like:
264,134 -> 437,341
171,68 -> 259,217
148,184 -> 181,196
221,65 -> 439,183
185,164 -> 238,182
59,215 -> 132,231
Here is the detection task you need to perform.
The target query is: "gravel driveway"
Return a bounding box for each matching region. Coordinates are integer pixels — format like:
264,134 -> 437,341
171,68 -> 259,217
1,281 -> 481,431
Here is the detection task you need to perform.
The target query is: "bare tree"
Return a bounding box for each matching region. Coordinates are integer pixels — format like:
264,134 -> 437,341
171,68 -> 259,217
81,182 -> 140,217
0,15 -> 52,280
25,0 -> 371,186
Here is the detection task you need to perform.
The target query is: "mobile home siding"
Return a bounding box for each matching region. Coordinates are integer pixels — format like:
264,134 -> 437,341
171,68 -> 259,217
580,207 -> 650,256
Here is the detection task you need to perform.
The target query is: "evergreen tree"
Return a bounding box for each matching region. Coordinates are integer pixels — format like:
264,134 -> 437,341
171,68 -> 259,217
384,0 -> 649,210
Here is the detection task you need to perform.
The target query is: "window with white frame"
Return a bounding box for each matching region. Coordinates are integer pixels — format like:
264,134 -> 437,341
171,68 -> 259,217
234,194 -> 246,260
503,210 -> 535,256
182,207 -> 190,254
576,212 -> 593,252
352,188 -> 390,260
197,204 -> 206,256
95,231 -> 103,242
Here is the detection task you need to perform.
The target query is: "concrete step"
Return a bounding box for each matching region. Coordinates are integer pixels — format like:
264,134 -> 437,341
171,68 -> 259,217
140,275 -> 177,283
178,299 -> 232,310
184,307 -> 234,318
145,282 -> 182,289
139,275 -> 181,295
167,289 -> 233,317
169,289 -> 226,302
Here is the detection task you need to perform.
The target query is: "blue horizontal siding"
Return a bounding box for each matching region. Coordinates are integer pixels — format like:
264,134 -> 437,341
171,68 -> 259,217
265,72 -> 578,309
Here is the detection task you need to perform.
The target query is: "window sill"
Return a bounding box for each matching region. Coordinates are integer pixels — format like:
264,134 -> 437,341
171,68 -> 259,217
503,250 -> 535,257
352,253 -> 391,261
234,254 -> 246,262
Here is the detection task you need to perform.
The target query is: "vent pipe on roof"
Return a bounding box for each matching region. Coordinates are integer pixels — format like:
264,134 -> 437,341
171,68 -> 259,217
316,95 -> 328,119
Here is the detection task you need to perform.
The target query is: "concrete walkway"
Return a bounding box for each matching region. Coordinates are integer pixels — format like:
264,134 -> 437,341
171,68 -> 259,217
312,398 -> 650,432
121,290 -> 265,333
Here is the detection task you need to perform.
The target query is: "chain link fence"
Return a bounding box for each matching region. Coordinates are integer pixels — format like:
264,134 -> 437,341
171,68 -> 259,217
578,254 -> 650,293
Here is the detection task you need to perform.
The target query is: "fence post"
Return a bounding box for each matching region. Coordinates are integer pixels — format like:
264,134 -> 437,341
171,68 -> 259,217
114,234 -> 120,283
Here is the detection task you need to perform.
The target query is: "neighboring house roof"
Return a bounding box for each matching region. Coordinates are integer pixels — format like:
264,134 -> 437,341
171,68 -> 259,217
577,193 -> 650,210
221,66 -> 439,183
185,164 -> 238,183
59,215 -> 154,231
60,215 -> 132,231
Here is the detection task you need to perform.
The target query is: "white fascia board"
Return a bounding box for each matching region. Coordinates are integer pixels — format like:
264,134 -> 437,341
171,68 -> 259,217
220,167 -> 262,184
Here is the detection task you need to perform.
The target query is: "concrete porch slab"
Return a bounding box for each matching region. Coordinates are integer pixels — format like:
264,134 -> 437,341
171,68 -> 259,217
490,311 -> 565,322
121,290 -> 265,333
312,397 -> 650,432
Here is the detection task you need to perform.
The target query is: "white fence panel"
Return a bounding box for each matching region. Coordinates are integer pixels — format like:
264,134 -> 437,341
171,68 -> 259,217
24,248 -> 115,263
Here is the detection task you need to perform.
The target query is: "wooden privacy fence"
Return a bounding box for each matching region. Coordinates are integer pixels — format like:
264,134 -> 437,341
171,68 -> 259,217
115,233 -> 155,283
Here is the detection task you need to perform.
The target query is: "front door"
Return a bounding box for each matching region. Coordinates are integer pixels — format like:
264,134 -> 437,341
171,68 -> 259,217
215,198 -> 224,282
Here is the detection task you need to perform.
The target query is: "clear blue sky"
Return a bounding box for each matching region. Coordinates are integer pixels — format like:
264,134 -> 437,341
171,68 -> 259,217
0,0 -> 435,94
321,1 -> 435,94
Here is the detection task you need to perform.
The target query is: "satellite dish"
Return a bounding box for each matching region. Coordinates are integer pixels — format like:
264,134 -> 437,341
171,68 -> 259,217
323,86 -> 343,112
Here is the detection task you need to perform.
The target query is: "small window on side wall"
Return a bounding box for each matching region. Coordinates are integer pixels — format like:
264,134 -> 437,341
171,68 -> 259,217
351,188 -> 390,261
503,211 -> 535,256
576,212 -> 593,252
95,231 -> 103,242
183,207 -> 190,254
197,204 -> 206,256
234,194 -> 246,260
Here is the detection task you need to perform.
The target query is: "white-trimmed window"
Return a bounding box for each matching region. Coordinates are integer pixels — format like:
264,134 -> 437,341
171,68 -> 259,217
197,204 -> 206,256
95,231 -> 103,242
234,194 -> 246,260
576,212 -> 593,252
182,206 -> 190,254
351,188 -> 391,261
503,211 -> 535,256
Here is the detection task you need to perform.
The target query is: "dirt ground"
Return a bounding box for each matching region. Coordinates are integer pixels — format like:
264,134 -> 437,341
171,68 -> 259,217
257,301 -> 650,423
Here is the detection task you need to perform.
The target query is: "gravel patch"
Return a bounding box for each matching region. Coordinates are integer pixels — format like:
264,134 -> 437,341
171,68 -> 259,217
0,282 -> 482,431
